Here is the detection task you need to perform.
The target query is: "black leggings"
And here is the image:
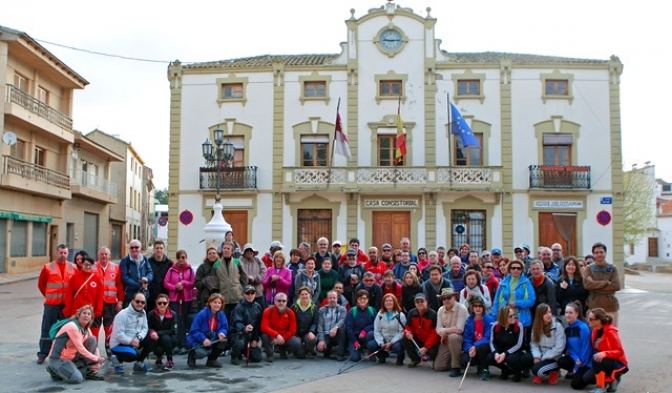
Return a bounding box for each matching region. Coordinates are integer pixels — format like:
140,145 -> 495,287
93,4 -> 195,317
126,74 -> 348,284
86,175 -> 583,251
461,342 -> 491,370
486,351 -> 526,374
558,354 -> 591,390
582,358 -> 628,387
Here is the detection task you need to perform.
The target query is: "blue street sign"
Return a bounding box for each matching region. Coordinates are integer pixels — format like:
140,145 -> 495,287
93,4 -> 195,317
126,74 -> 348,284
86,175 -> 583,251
600,197 -> 613,205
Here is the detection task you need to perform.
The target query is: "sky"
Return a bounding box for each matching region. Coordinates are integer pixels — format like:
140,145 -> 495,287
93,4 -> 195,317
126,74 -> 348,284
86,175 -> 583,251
3,0 -> 671,189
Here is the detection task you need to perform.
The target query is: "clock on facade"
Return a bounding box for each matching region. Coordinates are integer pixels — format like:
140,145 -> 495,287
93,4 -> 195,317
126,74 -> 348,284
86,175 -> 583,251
379,29 -> 402,51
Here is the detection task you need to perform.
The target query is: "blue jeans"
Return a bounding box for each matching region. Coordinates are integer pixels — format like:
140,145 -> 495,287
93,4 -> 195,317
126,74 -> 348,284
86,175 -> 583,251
348,331 -> 375,361
39,304 -> 65,357
367,339 -> 404,361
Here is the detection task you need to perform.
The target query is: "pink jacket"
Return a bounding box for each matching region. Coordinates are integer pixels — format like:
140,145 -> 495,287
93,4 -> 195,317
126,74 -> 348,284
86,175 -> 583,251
263,266 -> 292,303
163,263 -> 195,302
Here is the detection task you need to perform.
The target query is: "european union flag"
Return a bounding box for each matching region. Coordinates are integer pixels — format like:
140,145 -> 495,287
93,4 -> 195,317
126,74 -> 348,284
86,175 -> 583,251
450,103 -> 480,148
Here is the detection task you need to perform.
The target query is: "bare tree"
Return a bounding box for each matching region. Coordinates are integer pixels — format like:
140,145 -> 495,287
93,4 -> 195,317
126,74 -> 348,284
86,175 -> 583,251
623,167 -> 657,253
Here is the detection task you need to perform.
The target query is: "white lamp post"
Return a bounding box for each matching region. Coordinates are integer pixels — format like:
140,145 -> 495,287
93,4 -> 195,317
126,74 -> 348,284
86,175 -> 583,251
202,128 -> 234,250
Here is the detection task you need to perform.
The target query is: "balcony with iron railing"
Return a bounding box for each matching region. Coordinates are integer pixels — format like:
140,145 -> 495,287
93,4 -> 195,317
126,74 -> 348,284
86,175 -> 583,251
5,84 -> 73,132
282,166 -> 502,192
529,165 -> 591,190
70,168 -> 118,204
1,155 -> 71,199
199,166 -> 258,190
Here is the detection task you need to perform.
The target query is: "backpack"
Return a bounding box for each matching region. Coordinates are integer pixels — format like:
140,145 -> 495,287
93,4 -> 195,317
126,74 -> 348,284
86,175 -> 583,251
352,306 -> 375,319
49,318 -> 79,339
378,312 -> 404,328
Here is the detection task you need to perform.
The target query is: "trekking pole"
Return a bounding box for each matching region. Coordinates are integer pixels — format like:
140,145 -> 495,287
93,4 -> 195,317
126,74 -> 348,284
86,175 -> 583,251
410,338 -> 429,362
245,333 -> 251,367
186,339 -> 220,352
337,348 -> 384,375
458,357 -> 471,391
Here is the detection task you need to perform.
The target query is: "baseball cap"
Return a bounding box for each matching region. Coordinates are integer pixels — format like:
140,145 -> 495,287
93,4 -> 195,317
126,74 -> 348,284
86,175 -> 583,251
333,240 -> 342,247
346,248 -> 357,256
491,248 -> 502,255
243,285 -> 256,294
414,293 -> 426,301
243,244 -> 258,255
270,241 -> 284,249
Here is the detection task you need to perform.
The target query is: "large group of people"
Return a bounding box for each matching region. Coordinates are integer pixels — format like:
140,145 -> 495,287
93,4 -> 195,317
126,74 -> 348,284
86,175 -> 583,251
37,236 -> 628,392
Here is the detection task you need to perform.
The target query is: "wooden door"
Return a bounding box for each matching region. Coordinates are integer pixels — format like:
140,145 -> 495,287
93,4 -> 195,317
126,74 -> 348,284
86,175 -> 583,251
648,237 -> 658,257
223,211 -> 248,247
538,212 -> 576,255
372,212 -> 410,250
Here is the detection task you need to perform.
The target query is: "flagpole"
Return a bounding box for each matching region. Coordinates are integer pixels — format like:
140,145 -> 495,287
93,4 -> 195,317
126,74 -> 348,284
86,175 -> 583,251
327,98 -> 340,189
447,92 -> 453,186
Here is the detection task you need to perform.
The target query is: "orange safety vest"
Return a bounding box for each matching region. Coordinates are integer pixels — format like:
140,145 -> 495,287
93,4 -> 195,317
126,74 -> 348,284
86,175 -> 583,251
93,261 -> 122,304
43,261 -> 76,305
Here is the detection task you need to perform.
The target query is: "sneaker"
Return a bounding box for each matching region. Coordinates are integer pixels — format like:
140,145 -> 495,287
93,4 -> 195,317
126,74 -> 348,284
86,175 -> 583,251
565,371 -> 575,379
548,371 -> 559,385
396,358 -> 404,366
306,352 -> 315,359
205,360 -> 223,368
498,371 -> 509,380
408,359 -> 420,368
265,355 -> 274,363
46,365 -> 63,381
231,358 -> 241,365
512,373 -> 522,382
589,388 -> 607,393
187,352 -> 196,368
164,360 -> 174,371
37,354 -> 46,365
607,377 -> 621,393
109,354 -> 120,367
133,362 -> 152,372
155,356 -> 163,366
533,376 -> 543,384
279,349 -> 288,360
521,369 -> 531,379
449,368 -> 461,377
377,357 -> 386,365
480,370 -> 491,380
114,365 -> 125,374
336,355 -> 346,362
85,370 -> 105,381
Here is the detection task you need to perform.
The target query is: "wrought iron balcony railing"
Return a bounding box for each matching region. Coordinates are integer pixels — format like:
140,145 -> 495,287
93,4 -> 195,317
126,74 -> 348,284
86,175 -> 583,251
199,166 -> 258,190
529,165 -> 591,189
5,84 -> 73,130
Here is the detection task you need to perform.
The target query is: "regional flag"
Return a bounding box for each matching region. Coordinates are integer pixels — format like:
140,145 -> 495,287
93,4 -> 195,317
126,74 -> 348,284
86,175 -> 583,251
334,111 -> 352,161
395,100 -> 406,165
450,103 -> 480,148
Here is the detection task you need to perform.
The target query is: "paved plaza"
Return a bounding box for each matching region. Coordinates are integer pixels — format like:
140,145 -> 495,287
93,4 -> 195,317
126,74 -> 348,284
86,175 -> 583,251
0,271 -> 669,392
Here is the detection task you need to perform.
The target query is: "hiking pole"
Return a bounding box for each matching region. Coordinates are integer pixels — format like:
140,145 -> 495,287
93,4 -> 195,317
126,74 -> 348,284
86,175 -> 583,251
411,338 -> 434,369
337,348 -> 384,375
245,333 -> 251,367
187,339 -> 220,352
458,357 -> 471,391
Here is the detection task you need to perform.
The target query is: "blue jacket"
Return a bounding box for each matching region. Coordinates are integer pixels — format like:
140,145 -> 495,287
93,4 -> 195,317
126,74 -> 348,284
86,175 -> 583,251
462,314 -> 495,352
120,255 -> 154,299
187,307 -> 229,348
345,306 -> 375,343
493,274 -> 536,327
564,319 -> 593,372
443,267 -> 466,292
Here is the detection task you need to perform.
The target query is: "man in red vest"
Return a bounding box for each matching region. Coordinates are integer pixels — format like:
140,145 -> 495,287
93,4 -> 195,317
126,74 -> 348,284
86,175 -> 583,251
37,244 -> 76,364
92,246 -> 125,356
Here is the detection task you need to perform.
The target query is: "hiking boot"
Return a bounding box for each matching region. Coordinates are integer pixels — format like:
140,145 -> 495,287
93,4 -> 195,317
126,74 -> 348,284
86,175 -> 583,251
133,362 -> 151,372
46,365 -> 62,381
589,388 -> 607,393
265,355 -> 274,363
306,352 -> 315,359
449,368 -> 461,377
408,359 -> 420,368
377,357 -> 386,364
498,371 -> 509,380
480,369 -> 491,380
37,353 -> 46,365
155,356 -> 163,366
521,369 -> 531,378
85,370 -> 105,381
565,371 -> 575,379
114,365 -> 125,374
512,373 -> 522,382
279,349 -> 288,360
533,376 -> 543,384
164,360 -> 174,371
607,377 -> 621,392
187,352 -> 196,368
396,357 -> 404,366
548,371 -> 559,385
337,355 -> 346,362
231,358 -> 241,365
206,359 -> 222,368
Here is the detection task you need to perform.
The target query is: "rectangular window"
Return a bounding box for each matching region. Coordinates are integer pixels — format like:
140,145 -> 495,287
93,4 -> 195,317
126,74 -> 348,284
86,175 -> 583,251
34,146 -> 45,166
545,80 -> 568,96
10,220 -> 28,257
221,83 -> 243,99
451,210 -> 486,254
454,133 -> 483,166
378,134 -> 403,166
304,81 -> 326,97
379,80 -> 402,96
14,73 -> 29,93
38,86 -> 49,104
10,139 -> 26,161
662,184 -> 671,192
458,80 -> 480,95
301,135 -> 329,167
542,133 -> 572,166
32,222 -> 47,257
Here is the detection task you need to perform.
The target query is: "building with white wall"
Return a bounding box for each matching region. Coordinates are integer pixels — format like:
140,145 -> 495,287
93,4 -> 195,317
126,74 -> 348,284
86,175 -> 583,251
167,3 -> 625,267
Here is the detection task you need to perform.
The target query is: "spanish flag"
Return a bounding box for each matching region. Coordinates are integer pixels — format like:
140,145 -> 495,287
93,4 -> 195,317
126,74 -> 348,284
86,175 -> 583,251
394,98 -> 406,165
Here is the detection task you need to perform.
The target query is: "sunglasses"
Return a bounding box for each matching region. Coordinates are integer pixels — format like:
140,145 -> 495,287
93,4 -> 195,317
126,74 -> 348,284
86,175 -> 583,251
418,252 -> 426,255
157,302 -> 168,305
382,249 -> 391,252
178,256 -> 187,259
130,246 -> 140,250
333,245 -> 341,248
509,266 -> 523,271
245,292 -> 256,295
552,249 -> 562,252
414,299 -> 425,303
275,299 -> 287,303
134,300 -> 146,305
588,317 -> 597,321
472,304 -> 484,308
483,266 -> 493,269
508,314 -> 516,318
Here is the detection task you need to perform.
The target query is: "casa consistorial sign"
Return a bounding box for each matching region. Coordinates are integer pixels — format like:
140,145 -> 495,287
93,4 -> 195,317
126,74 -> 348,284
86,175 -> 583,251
533,200 -> 583,209
364,199 -> 419,208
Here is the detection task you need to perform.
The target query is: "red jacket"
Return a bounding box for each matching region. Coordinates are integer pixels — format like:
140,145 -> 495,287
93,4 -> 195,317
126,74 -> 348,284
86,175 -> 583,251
261,253 -> 274,269
261,305 -> 297,341
404,308 -> 440,349
338,249 -> 370,266
592,323 -> 628,370
382,281 -> 402,301
483,274 -> 500,302
364,260 -> 388,284
63,270 -> 104,318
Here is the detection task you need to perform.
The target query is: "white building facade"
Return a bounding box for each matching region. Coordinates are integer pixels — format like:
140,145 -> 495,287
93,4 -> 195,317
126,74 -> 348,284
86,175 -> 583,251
167,3 -> 625,267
